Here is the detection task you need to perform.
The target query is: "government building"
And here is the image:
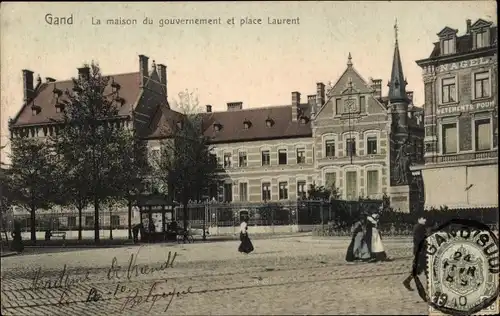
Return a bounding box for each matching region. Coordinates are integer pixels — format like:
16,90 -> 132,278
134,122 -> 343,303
7,28 -> 424,232
412,18 -> 498,210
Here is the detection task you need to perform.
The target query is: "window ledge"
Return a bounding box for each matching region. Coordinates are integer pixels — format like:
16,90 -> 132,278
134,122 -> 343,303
439,101 -> 459,107
472,97 -> 492,102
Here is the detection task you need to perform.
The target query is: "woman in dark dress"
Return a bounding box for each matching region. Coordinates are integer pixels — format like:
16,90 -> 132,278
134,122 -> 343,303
238,217 -> 254,254
345,217 -> 370,262
403,217 -> 429,291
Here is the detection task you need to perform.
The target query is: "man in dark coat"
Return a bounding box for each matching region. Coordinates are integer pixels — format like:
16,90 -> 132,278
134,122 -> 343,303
403,217 -> 428,291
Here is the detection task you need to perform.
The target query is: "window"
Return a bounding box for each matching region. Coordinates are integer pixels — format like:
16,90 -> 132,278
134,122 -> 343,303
442,123 -> 458,154
297,181 -> 307,199
474,72 -> 490,99
85,216 -> 94,227
239,183 -> 248,202
441,77 -> 456,103
325,140 -> 335,158
279,182 -> 288,200
367,136 -> 377,155
223,183 -> 233,202
261,150 -> 270,166
346,138 -> 356,157
345,171 -> 357,200
367,170 -> 379,198
476,29 -> 488,48
223,153 -> 232,168
359,96 -> 366,112
442,38 -> 454,55
238,152 -> 247,167
325,173 -> 336,191
111,215 -> 120,227
67,216 -> 76,228
296,148 -> 306,164
475,119 -> 491,151
278,149 -> 287,165
335,98 -> 342,114
261,182 -> 271,201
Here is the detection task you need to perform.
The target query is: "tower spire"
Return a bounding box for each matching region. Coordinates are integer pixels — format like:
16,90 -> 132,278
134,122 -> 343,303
394,18 -> 398,45
347,52 -> 352,67
388,19 -> 408,103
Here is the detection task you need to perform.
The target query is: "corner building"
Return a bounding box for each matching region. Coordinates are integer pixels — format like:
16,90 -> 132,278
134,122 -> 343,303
413,18 -> 498,210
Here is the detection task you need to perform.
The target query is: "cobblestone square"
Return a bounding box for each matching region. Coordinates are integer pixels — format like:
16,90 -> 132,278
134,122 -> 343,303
1,237 -> 428,315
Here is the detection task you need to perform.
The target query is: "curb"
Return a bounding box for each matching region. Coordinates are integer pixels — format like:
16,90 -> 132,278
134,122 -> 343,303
0,252 -> 19,258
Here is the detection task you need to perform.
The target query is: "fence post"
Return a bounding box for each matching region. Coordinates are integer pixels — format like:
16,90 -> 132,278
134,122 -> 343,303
320,201 -> 324,231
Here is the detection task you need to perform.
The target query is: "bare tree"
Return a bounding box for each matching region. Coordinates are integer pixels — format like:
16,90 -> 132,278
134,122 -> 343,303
153,89 -> 219,232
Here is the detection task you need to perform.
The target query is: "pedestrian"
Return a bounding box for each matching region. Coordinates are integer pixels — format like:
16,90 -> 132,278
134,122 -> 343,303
403,216 -> 428,291
10,220 -> 24,253
238,216 -> 254,254
132,223 -> 142,243
345,215 -> 370,262
364,212 -> 392,262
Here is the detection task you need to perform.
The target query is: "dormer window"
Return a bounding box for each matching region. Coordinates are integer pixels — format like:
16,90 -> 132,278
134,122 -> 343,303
475,29 -> 488,49
442,37 -> 454,55
52,87 -> 63,97
115,96 -> 125,106
265,117 -> 274,127
31,104 -> 41,116
111,81 -> 121,90
55,102 -> 65,113
437,27 -> 458,56
243,118 -> 252,129
176,120 -> 183,130
213,122 -> 222,132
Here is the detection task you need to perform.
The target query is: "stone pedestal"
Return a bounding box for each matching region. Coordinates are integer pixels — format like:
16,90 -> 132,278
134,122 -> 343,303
389,185 -> 410,213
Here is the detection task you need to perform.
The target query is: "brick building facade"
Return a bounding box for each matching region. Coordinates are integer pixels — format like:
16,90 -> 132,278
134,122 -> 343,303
412,18 -> 498,209
7,27 -> 424,230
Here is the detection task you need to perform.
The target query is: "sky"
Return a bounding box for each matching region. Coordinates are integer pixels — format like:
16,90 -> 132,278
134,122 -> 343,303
0,1 -> 496,163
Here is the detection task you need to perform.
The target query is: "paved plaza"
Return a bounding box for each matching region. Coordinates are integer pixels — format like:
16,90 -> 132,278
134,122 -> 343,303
1,236 -> 428,315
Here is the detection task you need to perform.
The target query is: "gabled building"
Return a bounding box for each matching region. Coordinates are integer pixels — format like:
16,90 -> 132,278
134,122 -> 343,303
310,28 -> 424,211
8,26 -> 424,216
7,55 -> 170,227
413,18 -> 498,210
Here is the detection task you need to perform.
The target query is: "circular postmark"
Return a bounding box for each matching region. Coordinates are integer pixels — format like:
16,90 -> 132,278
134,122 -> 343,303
412,219 -> 499,315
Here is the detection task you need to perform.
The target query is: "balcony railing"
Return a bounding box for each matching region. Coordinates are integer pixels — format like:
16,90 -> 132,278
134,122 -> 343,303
432,149 -> 498,163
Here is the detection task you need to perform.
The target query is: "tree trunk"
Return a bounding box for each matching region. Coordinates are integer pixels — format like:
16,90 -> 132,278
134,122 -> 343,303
94,196 -> 100,242
127,198 -> 132,240
30,205 -> 36,242
78,206 -> 83,240
109,204 -> 113,240
182,198 -> 189,231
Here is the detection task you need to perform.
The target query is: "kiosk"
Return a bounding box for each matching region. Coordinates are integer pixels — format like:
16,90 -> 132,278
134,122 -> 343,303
136,194 -> 177,242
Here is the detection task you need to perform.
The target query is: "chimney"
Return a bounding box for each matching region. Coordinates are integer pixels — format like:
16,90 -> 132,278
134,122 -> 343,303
45,77 -> 56,83
139,54 -> 149,87
371,79 -> 382,99
466,19 -> 472,34
316,82 -> 325,107
22,69 -> 35,103
206,104 -> 212,113
291,91 -> 301,121
157,64 -> 167,87
227,102 -> 243,111
77,66 -> 90,81
307,95 -> 316,106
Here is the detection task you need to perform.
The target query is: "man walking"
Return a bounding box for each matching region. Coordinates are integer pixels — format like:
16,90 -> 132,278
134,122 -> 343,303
403,216 -> 428,291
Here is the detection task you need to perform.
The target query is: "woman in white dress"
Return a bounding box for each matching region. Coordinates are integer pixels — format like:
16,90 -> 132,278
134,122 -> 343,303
365,213 -> 391,262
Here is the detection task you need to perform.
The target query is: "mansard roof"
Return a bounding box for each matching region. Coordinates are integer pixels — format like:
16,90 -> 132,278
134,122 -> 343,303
147,103 -> 312,143
10,72 -> 141,127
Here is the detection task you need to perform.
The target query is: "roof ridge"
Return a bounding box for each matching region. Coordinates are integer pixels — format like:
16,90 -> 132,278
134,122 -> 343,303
44,71 -> 139,84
